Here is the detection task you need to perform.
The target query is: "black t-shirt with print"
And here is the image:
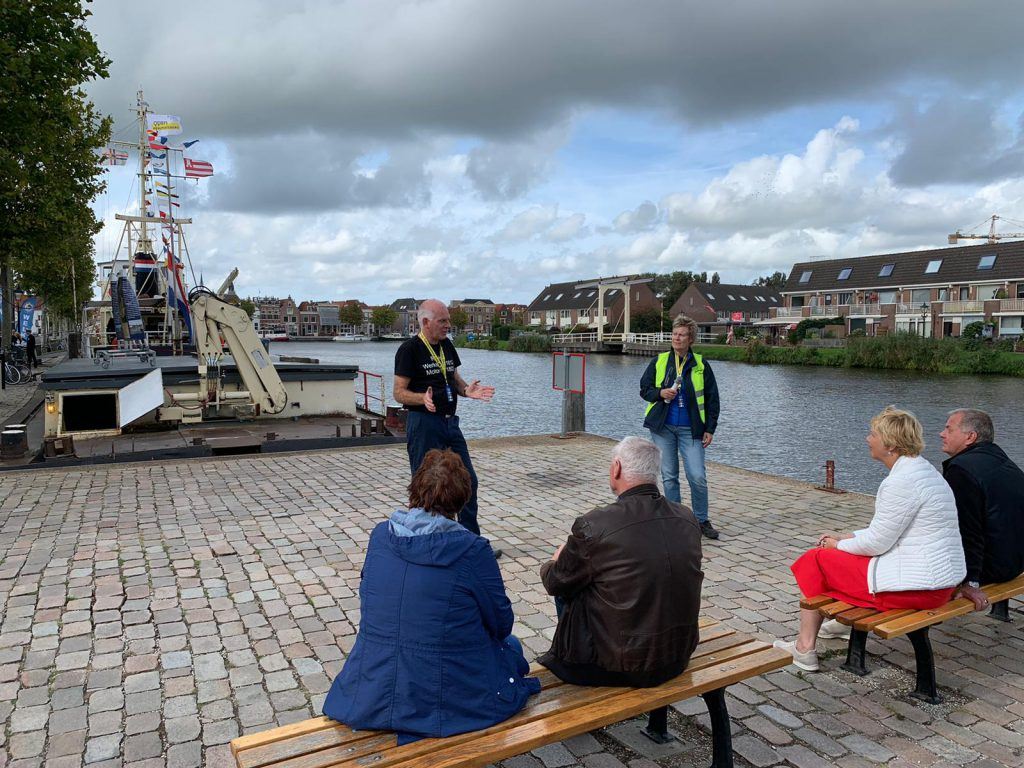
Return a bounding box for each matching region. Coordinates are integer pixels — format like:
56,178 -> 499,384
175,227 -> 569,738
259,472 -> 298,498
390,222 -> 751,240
394,336 -> 462,416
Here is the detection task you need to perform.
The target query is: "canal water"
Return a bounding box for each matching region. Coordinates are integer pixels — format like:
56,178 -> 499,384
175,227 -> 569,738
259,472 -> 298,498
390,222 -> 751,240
273,341 -> 1023,495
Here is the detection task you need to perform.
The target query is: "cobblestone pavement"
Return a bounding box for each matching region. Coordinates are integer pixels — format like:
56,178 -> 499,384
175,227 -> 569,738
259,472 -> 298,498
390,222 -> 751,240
0,351 -> 65,426
0,433 -> 1022,767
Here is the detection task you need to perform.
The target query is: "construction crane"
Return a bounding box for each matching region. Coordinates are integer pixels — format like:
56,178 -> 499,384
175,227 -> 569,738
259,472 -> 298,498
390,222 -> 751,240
948,214 -> 1024,244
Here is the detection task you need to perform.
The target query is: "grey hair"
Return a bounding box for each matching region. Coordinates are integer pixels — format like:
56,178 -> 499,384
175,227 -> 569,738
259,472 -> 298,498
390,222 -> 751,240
417,299 -> 441,325
672,314 -> 698,340
950,408 -> 995,443
612,437 -> 661,483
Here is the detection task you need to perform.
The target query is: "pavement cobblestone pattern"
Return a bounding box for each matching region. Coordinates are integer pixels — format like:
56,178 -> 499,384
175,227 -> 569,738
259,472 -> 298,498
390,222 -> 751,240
0,433 -> 1022,767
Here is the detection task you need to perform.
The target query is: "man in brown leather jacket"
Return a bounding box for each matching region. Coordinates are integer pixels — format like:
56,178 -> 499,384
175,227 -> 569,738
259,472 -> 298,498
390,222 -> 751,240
539,437 -> 704,687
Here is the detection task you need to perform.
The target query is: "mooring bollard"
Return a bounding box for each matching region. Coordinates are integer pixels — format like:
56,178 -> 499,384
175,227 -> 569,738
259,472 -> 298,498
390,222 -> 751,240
817,459 -> 846,494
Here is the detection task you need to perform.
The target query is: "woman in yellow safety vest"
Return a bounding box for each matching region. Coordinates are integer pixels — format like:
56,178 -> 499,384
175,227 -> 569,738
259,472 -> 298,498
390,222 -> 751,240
640,314 -> 721,539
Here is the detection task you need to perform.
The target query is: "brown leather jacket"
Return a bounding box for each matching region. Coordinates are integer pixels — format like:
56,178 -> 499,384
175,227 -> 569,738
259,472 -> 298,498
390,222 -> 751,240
538,484 -> 704,687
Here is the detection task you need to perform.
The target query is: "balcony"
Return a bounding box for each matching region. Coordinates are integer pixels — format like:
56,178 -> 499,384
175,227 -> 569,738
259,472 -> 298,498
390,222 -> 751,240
996,298 -> 1024,313
774,307 -> 805,319
808,306 -> 838,317
941,301 -> 984,314
849,304 -> 882,316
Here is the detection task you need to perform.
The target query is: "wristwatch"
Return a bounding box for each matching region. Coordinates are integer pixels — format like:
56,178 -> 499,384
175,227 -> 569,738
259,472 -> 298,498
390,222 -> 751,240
966,581 -> 981,589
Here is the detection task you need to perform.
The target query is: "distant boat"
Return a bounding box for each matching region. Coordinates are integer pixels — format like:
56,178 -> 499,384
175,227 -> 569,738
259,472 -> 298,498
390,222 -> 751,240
259,331 -> 289,342
380,333 -> 405,340
332,334 -> 370,342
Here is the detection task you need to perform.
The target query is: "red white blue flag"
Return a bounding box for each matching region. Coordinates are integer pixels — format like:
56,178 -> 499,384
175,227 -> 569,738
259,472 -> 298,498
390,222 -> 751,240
184,158 -> 214,178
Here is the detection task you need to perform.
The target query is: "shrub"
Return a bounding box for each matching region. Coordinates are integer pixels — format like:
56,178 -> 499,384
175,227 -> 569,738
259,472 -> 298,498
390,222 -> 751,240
508,334 -> 550,353
962,321 -> 984,340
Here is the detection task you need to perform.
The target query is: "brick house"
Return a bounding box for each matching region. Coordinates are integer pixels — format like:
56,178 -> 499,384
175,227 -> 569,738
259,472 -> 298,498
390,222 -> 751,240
449,299 -> 495,334
669,283 -> 782,337
389,298 -> 422,336
526,277 -> 661,331
763,240 -> 1024,339
494,302 -> 528,326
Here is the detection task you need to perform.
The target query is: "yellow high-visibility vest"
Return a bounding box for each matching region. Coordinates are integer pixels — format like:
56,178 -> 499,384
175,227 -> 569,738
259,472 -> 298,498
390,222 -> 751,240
645,350 -> 706,424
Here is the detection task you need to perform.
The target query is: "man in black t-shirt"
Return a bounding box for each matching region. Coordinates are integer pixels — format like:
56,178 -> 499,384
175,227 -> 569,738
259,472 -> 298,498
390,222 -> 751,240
394,299 -> 496,538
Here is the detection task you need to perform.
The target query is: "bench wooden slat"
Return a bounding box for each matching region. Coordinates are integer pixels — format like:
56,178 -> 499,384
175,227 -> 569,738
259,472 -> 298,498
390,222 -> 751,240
873,577 -> 1024,639
799,595 -> 836,610
234,636 -> 766,768
380,646 -> 791,768
850,609 -> 915,631
820,601 -> 854,618
832,607 -> 878,625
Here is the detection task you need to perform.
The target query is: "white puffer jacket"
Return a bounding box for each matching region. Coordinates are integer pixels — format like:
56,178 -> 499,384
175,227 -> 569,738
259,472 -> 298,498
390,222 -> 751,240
838,455 -> 966,593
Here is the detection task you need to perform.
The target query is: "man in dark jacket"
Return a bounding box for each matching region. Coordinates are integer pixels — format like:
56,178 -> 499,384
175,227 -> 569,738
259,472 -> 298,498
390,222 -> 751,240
539,437 -> 704,687
940,408 -> 1024,612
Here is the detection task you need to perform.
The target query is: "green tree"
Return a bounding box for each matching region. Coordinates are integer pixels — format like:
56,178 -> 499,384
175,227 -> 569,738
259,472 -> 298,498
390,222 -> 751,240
371,306 -> 397,333
338,302 -> 365,328
631,307 -> 665,333
239,299 -> 256,318
711,271 -> 721,285
449,307 -> 469,333
1,0 -> 112,350
753,271 -> 787,289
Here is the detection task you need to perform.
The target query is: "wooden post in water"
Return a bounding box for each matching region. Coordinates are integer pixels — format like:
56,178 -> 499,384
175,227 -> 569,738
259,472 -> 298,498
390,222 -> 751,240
561,390 -> 585,435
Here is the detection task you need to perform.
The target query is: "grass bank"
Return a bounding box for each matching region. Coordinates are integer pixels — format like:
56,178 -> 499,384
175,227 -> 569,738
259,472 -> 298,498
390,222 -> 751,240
455,334 -> 551,352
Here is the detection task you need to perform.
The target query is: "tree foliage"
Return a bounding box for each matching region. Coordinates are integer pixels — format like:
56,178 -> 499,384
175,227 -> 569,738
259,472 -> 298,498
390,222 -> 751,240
449,307 -> 469,332
338,301 -> 365,328
0,0 -> 112,337
239,298 -> 256,318
753,271 -> 788,289
641,270 -> 710,311
371,306 -> 397,332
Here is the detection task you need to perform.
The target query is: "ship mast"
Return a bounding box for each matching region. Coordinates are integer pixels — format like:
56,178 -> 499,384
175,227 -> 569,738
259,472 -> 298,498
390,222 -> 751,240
135,89 -> 154,258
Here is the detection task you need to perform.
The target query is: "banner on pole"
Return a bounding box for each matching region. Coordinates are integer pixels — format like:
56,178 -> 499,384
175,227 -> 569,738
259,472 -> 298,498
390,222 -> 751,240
146,114 -> 182,135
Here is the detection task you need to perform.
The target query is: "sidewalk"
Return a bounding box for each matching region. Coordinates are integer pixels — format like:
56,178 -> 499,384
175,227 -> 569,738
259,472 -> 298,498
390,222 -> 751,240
0,350 -> 65,426
0,434 -> 1021,767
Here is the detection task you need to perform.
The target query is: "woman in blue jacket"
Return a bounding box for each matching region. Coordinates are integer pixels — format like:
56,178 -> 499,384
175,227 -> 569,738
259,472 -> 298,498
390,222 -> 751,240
323,449 -> 540,743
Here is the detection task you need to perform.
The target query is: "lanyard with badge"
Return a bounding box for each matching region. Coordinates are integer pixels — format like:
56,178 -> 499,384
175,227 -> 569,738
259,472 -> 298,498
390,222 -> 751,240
674,352 -> 684,409
419,333 -> 453,402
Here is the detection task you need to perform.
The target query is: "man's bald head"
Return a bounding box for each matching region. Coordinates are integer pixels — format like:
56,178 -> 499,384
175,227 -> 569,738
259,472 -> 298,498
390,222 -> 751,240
417,299 -> 451,343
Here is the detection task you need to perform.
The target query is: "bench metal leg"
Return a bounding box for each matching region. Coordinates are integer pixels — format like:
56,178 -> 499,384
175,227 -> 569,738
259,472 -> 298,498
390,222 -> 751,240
989,599 -> 1011,622
641,706 -> 671,744
841,629 -> 870,676
908,627 -> 940,704
702,688 -> 733,768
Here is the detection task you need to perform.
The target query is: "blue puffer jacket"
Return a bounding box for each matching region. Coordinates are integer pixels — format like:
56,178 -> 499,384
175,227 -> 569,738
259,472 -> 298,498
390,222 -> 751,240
322,509 -> 540,744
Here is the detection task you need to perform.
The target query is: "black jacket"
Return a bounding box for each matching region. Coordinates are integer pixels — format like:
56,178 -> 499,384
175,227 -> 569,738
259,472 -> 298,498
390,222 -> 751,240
942,442 -> 1024,584
640,351 -> 720,439
539,484 -> 704,687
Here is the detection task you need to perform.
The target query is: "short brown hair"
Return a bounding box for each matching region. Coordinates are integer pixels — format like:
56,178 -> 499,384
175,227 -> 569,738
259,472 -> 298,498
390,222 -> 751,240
672,314 -> 698,341
408,449 -> 472,519
871,406 -> 925,457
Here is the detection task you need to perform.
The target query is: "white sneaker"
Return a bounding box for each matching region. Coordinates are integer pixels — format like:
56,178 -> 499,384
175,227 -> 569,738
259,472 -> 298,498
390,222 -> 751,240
773,639 -> 820,672
818,619 -> 851,640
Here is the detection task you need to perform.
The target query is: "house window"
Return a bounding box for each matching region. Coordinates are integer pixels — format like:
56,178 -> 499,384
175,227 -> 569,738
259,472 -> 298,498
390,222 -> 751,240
706,293 -> 715,300
1017,284 -> 1024,299
799,271 -> 812,283
530,311 -> 540,320
959,286 -> 970,300
555,293 -> 563,300
911,289 -> 930,304
837,267 -> 852,280
588,291 -> 596,298
727,294 -> 735,301
978,254 -> 997,270
573,292 -> 581,298
877,290 -> 898,304
770,297 -> 778,302
824,294 -> 832,305
543,294 -> 551,301
977,285 -> 1000,301
838,292 -> 852,305
925,259 -> 942,274
560,309 -> 571,319
739,295 -> 748,301
938,289 -> 948,301
792,297 -> 805,308
879,264 -> 895,277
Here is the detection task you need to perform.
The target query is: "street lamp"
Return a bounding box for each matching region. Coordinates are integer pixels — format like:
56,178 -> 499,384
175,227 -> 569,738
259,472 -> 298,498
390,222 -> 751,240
919,303 -> 930,337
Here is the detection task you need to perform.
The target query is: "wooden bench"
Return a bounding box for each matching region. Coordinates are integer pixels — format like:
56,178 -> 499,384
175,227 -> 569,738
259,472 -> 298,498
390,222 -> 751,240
802,574 -> 1024,704
230,618 -> 790,768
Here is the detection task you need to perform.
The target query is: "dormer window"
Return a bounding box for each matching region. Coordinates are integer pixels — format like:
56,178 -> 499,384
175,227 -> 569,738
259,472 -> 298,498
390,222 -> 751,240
838,268 -> 852,280
925,259 -> 942,274
978,254 -> 997,270
799,271 -> 812,283
879,264 -> 895,277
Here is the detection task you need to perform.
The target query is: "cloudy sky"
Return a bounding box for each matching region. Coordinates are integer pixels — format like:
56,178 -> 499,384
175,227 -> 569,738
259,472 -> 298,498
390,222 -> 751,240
86,0 -> 1024,304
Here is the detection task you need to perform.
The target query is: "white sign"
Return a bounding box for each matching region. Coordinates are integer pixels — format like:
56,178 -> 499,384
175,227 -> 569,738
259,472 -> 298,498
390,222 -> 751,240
118,368 -> 164,427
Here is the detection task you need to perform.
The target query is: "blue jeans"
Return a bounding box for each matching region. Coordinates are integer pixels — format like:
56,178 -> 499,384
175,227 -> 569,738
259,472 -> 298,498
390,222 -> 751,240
649,425 -> 709,523
405,411 -> 479,534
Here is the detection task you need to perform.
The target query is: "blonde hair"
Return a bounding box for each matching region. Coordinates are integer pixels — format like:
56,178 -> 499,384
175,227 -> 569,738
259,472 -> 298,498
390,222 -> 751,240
870,407 -> 924,457
672,314 -> 698,342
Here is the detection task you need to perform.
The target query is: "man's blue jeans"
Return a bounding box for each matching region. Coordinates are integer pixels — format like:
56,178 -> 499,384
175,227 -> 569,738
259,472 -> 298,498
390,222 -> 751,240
406,410 -> 479,534
649,425 -> 709,523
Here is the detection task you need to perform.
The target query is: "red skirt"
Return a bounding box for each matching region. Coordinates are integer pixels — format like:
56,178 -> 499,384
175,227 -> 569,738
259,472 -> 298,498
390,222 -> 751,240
791,548 -> 955,611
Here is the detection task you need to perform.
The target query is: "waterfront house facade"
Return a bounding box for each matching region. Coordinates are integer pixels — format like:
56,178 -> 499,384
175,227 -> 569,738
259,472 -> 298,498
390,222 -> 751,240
449,298 -> 495,334
762,240 -> 1024,339
494,302 -> 528,326
389,298 -> 422,336
669,282 -> 781,336
526,277 -> 661,331
254,297 -> 285,334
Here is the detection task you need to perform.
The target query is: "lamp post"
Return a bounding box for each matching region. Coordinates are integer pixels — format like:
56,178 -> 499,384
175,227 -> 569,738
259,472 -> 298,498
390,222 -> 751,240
919,303 -> 930,338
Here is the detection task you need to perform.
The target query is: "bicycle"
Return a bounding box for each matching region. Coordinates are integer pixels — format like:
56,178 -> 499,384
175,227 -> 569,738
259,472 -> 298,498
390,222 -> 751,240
2,361 -> 23,385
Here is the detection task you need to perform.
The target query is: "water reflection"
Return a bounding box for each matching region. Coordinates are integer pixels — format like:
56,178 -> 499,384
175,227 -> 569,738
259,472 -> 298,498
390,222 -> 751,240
274,341 -> 1023,494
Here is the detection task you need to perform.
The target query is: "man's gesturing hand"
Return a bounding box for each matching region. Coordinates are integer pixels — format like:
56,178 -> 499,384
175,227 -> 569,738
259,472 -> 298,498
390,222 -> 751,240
423,386 -> 436,413
464,380 -> 495,402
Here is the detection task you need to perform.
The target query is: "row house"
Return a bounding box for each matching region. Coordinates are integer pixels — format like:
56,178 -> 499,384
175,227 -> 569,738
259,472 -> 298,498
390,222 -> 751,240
526,277 -> 661,331
317,303 -> 341,336
298,302 -> 320,337
670,283 -> 781,336
253,296 -> 286,333
761,240 -> 1024,338
449,299 -> 495,334
495,302 -> 528,326
280,297 -> 299,337
389,298 -> 423,336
